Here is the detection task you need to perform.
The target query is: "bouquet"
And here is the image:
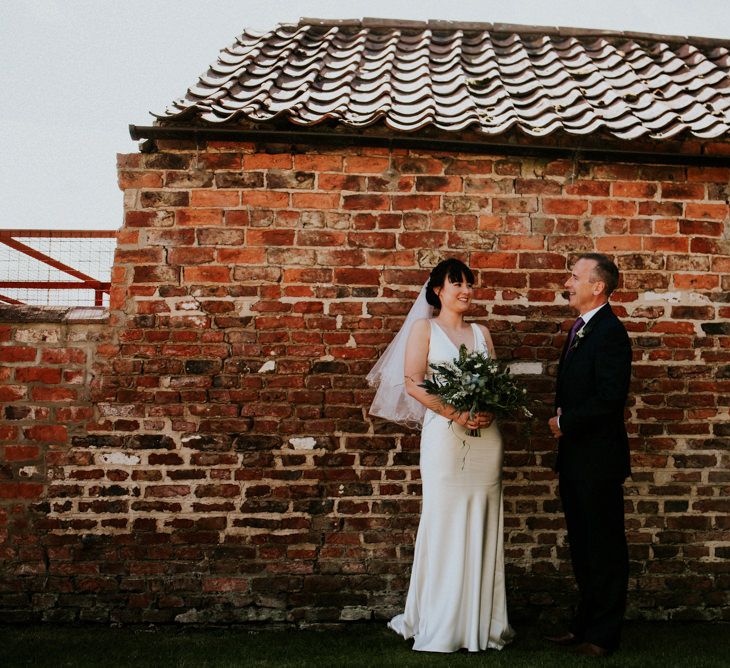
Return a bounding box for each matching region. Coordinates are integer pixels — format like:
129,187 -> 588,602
420,344 -> 533,437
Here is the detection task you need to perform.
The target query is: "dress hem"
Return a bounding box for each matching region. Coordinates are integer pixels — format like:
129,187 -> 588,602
387,616 -> 515,653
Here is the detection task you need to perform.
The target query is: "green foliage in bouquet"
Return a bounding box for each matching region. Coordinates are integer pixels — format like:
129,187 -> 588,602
420,344 -> 534,437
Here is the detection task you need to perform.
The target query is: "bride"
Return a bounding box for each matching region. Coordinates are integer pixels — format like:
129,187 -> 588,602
368,258 -> 514,653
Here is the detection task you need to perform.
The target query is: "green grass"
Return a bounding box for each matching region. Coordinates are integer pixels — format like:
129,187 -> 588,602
1,621 -> 728,667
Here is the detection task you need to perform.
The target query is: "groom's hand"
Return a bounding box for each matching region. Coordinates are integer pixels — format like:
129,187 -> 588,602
549,409 -> 563,438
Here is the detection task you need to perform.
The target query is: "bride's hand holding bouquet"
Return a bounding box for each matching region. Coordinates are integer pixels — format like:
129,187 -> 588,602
421,343 -> 533,437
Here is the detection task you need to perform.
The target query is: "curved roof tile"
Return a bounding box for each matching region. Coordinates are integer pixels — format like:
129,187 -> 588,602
158,18 -> 730,140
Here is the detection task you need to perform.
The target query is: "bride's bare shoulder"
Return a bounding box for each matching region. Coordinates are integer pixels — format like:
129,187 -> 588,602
476,323 -> 496,352
476,322 -> 491,336
410,318 -> 432,336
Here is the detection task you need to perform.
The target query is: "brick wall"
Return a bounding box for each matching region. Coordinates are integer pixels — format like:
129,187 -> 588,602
1,140 -> 729,624
0,308 -> 112,621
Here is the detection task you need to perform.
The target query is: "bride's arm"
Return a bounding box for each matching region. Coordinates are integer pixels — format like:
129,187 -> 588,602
403,319 -> 480,429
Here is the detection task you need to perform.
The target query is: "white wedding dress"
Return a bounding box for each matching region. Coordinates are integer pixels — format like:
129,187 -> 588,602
388,321 -> 515,652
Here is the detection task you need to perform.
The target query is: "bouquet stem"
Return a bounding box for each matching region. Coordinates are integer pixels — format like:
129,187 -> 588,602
466,428 -> 481,438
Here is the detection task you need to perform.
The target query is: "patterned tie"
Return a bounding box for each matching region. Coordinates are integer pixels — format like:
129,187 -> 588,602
565,316 -> 585,355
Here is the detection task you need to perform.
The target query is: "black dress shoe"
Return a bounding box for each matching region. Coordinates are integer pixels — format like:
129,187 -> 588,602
574,642 -> 610,657
544,631 -> 580,646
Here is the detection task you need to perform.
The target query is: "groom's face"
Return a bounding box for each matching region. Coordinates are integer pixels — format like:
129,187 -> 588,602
565,259 -> 602,312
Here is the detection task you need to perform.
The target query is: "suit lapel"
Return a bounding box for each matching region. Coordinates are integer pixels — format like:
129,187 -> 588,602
558,303 -> 613,379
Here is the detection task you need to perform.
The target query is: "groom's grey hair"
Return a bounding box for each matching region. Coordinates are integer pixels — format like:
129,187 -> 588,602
578,253 -> 619,296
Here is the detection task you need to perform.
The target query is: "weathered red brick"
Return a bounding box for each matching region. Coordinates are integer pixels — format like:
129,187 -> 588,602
297,231 -> 347,247
654,220 -> 678,235
201,577 -> 249,592
518,253 -> 566,270
173,209 -> 223,227
30,387 -> 77,401
145,485 -> 191,497
679,220 -> 724,236
344,156 -> 390,173
292,192 -> 341,209
397,232 -> 447,249
673,273 -> 719,290
0,482 -> 44,499
644,237 -> 689,253
541,198 -> 587,215
392,194 -> 442,211
342,194 -> 389,210
125,210 -> 175,228
118,170 -> 164,189
661,182 -> 705,199
0,346 -> 37,363
414,175 -> 462,192
293,154 -> 343,171
216,248 -> 267,264
133,265 -> 180,283
182,266 -> 231,283
318,173 -> 365,191
498,235 -> 545,250
491,197 -> 537,214
684,203 -> 729,221
24,425 -> 68,443
168,247 -> 216,265
243,191 -> 289,208
3,445 -> 41,461
0,385 -> 27,401
242,154 -> 292,170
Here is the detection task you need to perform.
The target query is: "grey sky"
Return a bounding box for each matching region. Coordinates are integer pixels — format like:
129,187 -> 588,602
1,0 -> 729,231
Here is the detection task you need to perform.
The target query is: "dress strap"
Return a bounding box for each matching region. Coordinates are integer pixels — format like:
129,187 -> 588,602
471,323 -> 488,355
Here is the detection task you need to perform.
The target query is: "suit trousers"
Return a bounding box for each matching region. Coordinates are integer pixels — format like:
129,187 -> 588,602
559,478 -> 629,650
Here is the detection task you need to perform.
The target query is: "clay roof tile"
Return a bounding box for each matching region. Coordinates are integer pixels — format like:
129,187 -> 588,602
158,18 -> 730,141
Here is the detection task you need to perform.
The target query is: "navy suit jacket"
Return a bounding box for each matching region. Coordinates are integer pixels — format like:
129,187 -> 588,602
555,303 -> 632,481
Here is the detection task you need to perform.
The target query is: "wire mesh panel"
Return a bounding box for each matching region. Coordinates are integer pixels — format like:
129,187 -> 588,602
0,230 -> 117,307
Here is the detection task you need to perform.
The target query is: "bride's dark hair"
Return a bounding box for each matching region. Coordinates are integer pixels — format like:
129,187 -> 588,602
426,258 -> 475,309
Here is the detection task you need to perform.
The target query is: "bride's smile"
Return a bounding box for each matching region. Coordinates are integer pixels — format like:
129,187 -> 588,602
434,277 -> 474,313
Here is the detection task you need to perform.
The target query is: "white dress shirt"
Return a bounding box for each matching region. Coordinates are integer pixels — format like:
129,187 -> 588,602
579,302 -> 609,326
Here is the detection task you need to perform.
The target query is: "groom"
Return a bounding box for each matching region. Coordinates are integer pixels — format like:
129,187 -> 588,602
547,253 -> 632,657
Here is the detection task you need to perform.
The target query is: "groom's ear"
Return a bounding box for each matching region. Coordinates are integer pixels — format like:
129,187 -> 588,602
593,280 -> 606,296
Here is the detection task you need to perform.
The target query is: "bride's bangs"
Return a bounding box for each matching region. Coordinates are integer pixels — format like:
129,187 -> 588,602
446,260 -> 474,286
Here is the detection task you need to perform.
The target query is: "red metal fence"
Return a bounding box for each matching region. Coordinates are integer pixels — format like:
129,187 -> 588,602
0,230 -> 117,307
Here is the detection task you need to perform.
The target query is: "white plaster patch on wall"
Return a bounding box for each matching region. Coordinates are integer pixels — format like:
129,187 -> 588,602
319,355 -> 334,362
289,437 -> 317,450
340,606 -> 371,621
258,360 -> 276,373
100,452 -> 141,466
176,298 -> 202,312
175,609 -> 199,623
346,335 -> 356,348
19,466 -> 38,478
15,327 -> 62,343
66,308 -> 107,323
643,291 -> 710,304
336,314 -> 343,329
97,403 -> 140,417
509,362 -> 543,375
